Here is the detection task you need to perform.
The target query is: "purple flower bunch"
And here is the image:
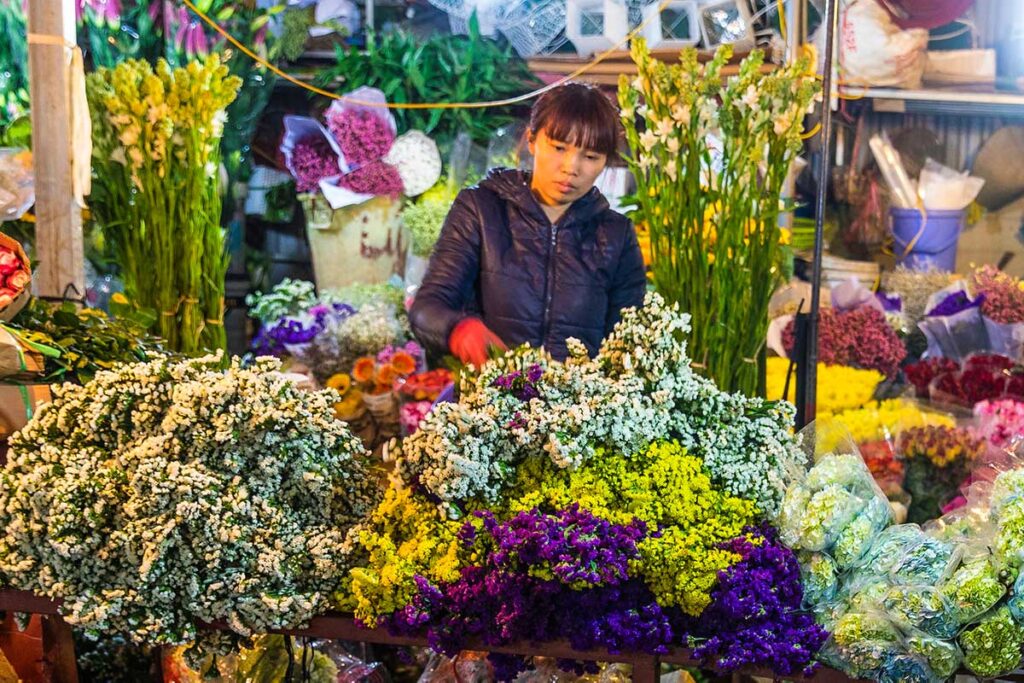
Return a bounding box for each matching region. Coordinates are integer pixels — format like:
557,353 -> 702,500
685,527 -> 828,676
251,302 -> 356,354
476,505 -> 647,587
290,135 -> 340,193
385,505 -> 671,681
327,108 -> 396,167
338,160 -> 404,198
491,364 -> 544,401
928,290 -> 985,318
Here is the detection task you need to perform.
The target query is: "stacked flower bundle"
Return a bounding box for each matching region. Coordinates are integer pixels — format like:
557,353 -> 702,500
898,425 -> 986,523
282,87 -> 441,208
782,305 -> 907,379
905,353 -> 1024,407
247,279 -> 410,384
0,354 -> 381,653
338,293 -> 827,679
766,357 -> 883,415
782,452 -> 1024,681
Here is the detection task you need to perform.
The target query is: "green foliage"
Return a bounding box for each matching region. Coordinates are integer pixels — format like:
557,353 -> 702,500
317,16 -> 539,149
8,297 -> 170,385
0,1 -> 29,129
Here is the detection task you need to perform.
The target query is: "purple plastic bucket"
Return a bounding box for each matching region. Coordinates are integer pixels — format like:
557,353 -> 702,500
891,208 -> 964,272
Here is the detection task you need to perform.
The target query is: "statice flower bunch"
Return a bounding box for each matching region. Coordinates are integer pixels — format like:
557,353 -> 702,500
398,293 -> 804,516
473,505 -> 646,588
0,354 -> 381,644
685,528 -> 829,676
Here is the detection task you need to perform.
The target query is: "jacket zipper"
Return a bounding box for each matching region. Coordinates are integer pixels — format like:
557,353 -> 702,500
541,219 -> 560,340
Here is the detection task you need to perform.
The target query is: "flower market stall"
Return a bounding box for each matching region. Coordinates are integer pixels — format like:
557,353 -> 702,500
8,0 -> 1024,680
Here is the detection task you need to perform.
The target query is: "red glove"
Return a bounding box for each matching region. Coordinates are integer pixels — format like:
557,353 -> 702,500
449,317 -> 506,367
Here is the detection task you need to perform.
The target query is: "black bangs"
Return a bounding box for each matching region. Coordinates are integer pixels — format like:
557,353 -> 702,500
529,82 -> 621,157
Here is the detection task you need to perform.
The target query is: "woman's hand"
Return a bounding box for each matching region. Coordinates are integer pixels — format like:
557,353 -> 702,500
449,317 -> 507,367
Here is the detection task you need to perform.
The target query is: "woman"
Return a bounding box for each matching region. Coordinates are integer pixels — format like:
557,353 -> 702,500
410,82 -> 647,366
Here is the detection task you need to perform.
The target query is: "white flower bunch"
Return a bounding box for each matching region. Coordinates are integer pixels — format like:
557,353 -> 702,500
0,354 -> 381,644
289,302 -> 408,382
398,291 -> 805,515
383,130 -> 442,198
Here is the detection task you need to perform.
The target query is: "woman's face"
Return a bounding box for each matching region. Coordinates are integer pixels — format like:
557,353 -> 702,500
528,129 -> 608,208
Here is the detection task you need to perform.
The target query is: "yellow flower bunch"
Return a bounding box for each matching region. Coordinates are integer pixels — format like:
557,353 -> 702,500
496,441 -> 758,615
821,399 -> 956,447
343,486 -> 466,627
326,373 -> 364,418
87,56 -> 241,354
766,357 -> 883,415
899,425 -> 985,469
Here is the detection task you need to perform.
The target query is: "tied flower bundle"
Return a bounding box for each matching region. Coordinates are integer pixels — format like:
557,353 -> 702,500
618,40 -> 817,396
397,292 -> 805,516
87,57 -> 241,354
899,425 -> 985,524
975,399 -> 1024,449
0,354 -> 381,646
782,305 -> 907,379
247,280 -> 410,381
404,181 -> 460,258
282,87 -> 441,207
0,232 -> 29,316
352,348 -> 418,394
343,296 -> 822,679
785,451 -> 1024,681
766,357 -> 882,415
348,442 -> 824,680
971,265 -> 1024,324
906,354 -> 1024,407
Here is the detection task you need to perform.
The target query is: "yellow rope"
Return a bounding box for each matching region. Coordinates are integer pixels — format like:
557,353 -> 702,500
181,0 -> 673,109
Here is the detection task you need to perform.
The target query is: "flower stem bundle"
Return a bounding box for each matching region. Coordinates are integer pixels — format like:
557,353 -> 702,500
618,41 -> 817,395
87,57 -> 241,353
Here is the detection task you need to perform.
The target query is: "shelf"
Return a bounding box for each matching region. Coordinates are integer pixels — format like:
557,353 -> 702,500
839,84 -> 1024,118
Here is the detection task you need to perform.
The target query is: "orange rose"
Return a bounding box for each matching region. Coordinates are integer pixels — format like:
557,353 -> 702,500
352,357 -> 376,383
390,351 -> 417,376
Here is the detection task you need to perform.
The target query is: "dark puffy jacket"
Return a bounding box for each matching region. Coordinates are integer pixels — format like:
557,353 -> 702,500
409,168 -> 647,361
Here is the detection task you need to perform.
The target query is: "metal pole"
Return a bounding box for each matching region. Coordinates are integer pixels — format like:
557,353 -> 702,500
800,0 -> 840,426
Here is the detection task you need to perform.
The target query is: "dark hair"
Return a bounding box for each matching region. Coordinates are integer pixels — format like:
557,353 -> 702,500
528,82 -> 621,157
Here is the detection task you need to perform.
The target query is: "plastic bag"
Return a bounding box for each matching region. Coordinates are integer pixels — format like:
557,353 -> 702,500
940,555 -> 1010,626
799,550 -> 840,607
819,610 -> 904,678
882,585 -> 958,639
918,283 -> 990,363
918,158 -> 985,211
831,0 -> 929,89
0,148 -> 33,222
417,651 -> 492,682
958,606 -> 1024,678
904,630 -> 962,680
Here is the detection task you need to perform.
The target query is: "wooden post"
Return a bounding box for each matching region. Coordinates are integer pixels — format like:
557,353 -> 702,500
26,0 -> 85,300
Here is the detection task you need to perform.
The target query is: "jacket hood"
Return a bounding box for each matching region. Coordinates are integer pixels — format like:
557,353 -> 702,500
479,167 -> 609,226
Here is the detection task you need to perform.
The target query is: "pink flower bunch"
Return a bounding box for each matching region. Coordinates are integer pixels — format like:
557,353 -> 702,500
974,398 -> 1024,448
399,400 -> 433,436
338,161 -> 404,198
327,109 -> 395,167
971,265 -> 1024,324
290,136 -> 340,193
783,304 -> 906,378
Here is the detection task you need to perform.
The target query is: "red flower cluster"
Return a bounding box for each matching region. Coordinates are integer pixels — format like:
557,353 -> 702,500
783,305 -> 906,378
0,244 -> 29,309
905,354 -> 1024,407
398,369 -> 453,402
